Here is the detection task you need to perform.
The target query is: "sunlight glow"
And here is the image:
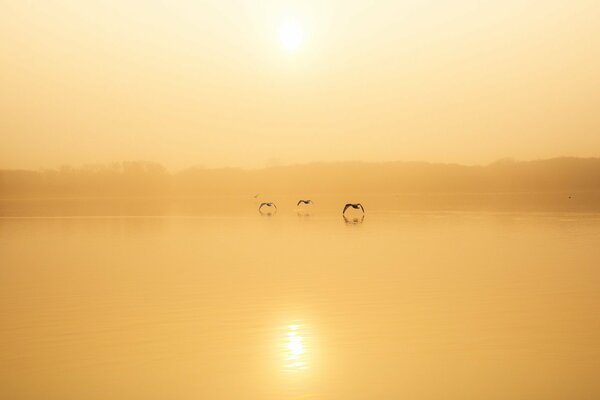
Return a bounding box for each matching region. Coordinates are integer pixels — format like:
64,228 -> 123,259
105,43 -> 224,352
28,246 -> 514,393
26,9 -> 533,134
284,323 -> 307,371
278,19 -> 304,51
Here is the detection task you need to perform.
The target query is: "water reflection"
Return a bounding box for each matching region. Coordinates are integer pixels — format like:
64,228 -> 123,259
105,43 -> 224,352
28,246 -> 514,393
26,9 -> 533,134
3,211 -> 600,399
343,215 -> 365,224
283,324 -> 308,372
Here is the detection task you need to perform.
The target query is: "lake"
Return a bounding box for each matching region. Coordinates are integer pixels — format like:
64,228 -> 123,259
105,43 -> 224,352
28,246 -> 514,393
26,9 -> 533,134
1,196 -> 599,399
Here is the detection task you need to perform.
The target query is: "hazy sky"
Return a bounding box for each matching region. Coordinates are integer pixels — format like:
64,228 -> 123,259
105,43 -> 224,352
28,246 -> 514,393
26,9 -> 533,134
1,1 -> 599,169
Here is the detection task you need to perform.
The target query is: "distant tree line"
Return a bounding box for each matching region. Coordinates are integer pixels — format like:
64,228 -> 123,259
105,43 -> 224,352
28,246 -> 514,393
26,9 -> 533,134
1,158 -> 599,198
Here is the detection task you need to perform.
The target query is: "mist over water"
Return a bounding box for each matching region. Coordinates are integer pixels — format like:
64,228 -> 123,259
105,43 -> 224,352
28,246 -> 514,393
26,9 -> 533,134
1,198 -> 599,399
3,0 -> 600,397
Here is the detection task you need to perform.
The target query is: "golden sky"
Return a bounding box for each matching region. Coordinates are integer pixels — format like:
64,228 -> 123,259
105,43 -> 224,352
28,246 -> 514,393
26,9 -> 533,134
1,0 -> 599,169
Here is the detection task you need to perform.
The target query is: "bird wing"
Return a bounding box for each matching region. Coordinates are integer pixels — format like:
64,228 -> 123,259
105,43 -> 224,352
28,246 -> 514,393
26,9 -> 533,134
296,200 -> 303,206
259,203 -> 266,211
358,204 -> 365,213
272,203 -> 277,210
343,204 -> 351,214
307,200 -> 313,204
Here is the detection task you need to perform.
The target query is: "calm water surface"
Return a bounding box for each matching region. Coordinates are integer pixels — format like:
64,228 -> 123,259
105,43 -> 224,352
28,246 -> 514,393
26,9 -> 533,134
1,200 -> 599,399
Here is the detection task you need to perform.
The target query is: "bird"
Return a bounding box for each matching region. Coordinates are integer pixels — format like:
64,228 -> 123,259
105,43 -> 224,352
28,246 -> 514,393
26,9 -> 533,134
296,199 -> 313,206
259,202 -> 277,213
343,203 -> 365,214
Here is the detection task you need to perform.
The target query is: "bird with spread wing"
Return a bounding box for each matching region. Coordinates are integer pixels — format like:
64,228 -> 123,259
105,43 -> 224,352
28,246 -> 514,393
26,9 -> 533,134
342,203 -> 365,215
296,199 -> 313,206
258,202 -> 277,213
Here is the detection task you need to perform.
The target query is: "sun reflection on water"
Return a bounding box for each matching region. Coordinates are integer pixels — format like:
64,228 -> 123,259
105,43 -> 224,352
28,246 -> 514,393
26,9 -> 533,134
284,323 -> 308,372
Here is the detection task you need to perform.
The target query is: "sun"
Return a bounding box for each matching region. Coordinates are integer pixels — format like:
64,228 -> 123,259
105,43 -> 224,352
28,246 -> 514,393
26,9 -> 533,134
278,19 -> 304,51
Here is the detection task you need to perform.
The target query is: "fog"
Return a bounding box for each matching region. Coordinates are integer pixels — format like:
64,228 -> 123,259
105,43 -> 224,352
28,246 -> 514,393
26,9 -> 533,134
2,158 -> 599,198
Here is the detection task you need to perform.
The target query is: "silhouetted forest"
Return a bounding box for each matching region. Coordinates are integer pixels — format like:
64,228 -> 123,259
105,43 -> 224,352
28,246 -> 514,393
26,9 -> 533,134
1,158 -> 599,198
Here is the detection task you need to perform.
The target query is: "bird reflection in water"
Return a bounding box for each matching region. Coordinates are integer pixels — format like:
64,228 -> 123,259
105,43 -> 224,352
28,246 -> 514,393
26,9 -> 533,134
343,215 -> 365,225
284,324 -> 308,372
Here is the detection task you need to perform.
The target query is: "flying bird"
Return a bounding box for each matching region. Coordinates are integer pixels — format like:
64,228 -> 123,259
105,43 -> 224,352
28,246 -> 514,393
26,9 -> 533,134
343,203 -> 365,214
296,199 -> 313,206
259,202 -> 277,213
